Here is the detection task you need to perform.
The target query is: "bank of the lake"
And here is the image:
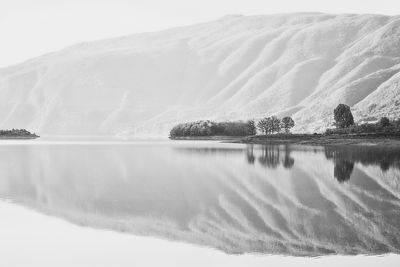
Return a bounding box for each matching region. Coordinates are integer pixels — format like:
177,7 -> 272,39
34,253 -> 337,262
238,133 -> 400,147
0,135 -> 39,140
171,133 -> 400,147
170,135 -> 242,141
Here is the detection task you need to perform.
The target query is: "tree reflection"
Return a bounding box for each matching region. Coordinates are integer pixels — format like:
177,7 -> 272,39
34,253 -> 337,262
246,145 -> 255,164
245,145 -> 295,169
258,145 -> 281,168
380,161 -> 390,172
176,144 -> 400,184
282,145 -> 295,169
334,160 -> 354,183
325,146 -> 400,183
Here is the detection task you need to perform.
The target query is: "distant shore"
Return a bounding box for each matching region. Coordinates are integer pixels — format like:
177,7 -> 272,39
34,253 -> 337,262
170,133 -> 400,147
0,135 -> 39,140
0,129 -> 39,140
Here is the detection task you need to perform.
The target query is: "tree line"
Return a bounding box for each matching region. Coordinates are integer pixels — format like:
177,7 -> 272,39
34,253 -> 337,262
256,116 -> 295,134
169,116 -> 296,138
169,103 -> 399,138
169,120 -> 257,137
327,103 -> 400,135
0,128 -> 37,137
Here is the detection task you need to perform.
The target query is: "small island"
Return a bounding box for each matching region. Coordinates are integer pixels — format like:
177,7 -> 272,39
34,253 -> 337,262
169,104 -> 400,147
0,129 -> 39,139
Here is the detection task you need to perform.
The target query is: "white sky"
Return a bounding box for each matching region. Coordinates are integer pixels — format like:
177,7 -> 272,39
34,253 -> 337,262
1,0 -> 399,67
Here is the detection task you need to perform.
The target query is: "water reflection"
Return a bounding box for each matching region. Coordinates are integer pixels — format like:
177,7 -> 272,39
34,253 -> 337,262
324,146 -> 400,183
0,142 -> 399,256
180,144 -> 400,183
325,146 -> 400,170
257,145 -> 294,169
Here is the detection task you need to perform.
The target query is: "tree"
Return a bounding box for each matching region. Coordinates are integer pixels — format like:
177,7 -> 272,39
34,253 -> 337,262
379,117 -> 390,128
257,119 -> 267,135
247,120 -> 257,135
334,104 -> 354,129
270,116 -> 281,133
281,117 -> 295,133
264,117 -> 273,134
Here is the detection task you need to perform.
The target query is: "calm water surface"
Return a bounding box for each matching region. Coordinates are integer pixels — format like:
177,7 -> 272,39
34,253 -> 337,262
0,139 -> 399,256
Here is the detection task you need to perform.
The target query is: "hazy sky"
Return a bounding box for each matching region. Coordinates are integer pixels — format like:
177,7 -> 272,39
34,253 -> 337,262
1,0 -> 399,67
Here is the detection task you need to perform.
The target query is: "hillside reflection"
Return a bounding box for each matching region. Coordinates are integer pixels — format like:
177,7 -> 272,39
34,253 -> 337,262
0,142 -> 399,256
324,146 -> 400,183
178,144 -> 400,183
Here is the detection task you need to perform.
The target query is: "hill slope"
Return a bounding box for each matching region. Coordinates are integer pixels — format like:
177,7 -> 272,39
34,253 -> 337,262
1,13 -> 400,136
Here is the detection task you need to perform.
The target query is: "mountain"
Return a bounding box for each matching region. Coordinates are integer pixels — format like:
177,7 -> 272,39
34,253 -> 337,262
1,13 -> 400,136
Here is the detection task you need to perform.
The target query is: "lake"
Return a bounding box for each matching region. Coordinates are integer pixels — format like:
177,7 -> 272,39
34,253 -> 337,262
0,139 -> 399,261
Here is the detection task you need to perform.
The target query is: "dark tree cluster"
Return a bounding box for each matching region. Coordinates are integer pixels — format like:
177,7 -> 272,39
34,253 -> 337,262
0,128 -> 37,137
325,146 -> 400,182
333,104 -> 354,129
326,104 -> 400,135
256,116 -> 295,135
169,120 -> 257,137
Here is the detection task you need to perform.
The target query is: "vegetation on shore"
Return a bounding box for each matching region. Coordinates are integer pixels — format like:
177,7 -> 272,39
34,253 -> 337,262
0,129 -> 39,139
169,116 -> 295,138
240,104 -> 400,146
257,116 -> 295,134
169,120 -> 256,138
169,103 -> 399,144
324,103 -> 400,135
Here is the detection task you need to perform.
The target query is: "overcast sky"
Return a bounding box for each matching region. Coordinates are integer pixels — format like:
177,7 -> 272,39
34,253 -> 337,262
1,0 -> 399,67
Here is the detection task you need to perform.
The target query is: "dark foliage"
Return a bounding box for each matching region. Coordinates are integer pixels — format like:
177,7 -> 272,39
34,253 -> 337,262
169,120 -> 257,137
326,118 -> 400,135
257,119 -> 267,134
0,129 -> 37,137
333,160 -> 354,183
334,104 -> 354,129
247,120 -> 257,135
281,117 -> 295,133
380,117 -> 390,127
270,116 -> 281,133
257,116 -> 291,135
325,145 -> 400,183
258,145 -> 281,168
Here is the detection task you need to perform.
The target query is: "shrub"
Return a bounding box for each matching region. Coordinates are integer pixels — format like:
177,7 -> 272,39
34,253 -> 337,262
257,119 -> 267,135
270,116 -> 281,133
281,117 -> 295,133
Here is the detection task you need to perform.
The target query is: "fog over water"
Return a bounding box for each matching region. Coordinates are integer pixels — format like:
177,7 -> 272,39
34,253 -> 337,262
0,140 -> 399,256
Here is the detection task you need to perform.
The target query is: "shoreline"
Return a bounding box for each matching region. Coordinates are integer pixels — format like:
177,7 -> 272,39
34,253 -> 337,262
0,135 -> 39,140
169,135 -> 242,141
170,134 -> 400,147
